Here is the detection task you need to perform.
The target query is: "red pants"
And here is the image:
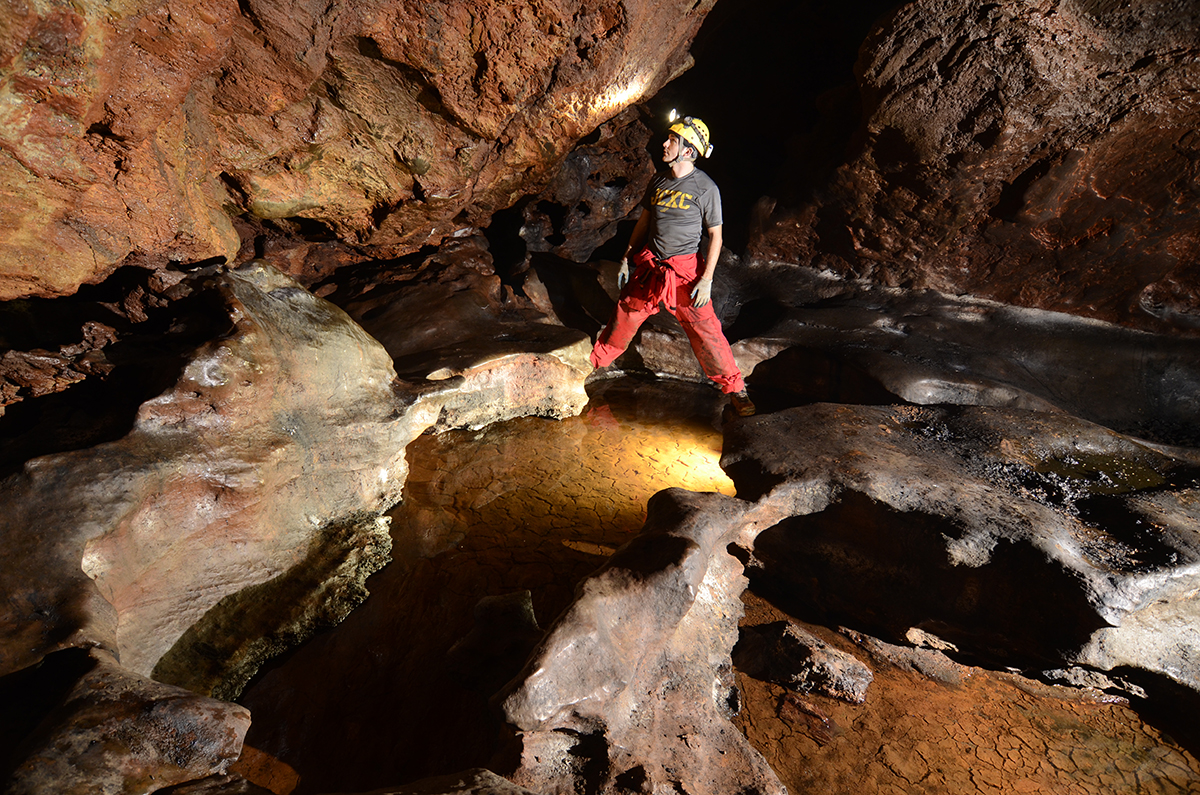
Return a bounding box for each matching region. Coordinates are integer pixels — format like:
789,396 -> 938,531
590,252 -> 745,394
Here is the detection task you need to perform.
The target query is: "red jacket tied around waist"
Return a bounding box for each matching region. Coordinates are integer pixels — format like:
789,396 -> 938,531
624,247 -> 701,312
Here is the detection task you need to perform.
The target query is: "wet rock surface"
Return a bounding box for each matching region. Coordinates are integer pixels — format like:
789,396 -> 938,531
0,262 -> 418,685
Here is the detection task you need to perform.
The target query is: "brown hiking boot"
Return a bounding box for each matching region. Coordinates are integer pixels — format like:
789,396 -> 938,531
730,389 -> 756,417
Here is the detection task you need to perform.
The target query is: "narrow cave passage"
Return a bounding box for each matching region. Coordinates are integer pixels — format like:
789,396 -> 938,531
232,377 -> 1200,795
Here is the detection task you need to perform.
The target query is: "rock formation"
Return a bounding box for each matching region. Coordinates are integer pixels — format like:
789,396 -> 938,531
733,620 -> 875,704
0,259 -> 591,792
4,0 -> 1200,793
0,0 -> 714,300
499,489 -> 786,795
721,402 -> 1200,701
6,649 -> 251,795
749,0 -> 1200,332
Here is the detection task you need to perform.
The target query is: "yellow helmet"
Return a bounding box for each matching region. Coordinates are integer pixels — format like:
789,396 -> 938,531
668,110 -> 713,158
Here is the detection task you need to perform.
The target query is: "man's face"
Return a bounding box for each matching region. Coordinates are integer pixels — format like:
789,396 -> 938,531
663,132 -> 682,162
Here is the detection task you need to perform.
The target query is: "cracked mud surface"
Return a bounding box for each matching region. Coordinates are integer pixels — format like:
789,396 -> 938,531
736,593 -> 1200,795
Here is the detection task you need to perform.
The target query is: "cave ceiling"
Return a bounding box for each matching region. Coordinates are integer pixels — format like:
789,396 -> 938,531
0,0 -> 1197,334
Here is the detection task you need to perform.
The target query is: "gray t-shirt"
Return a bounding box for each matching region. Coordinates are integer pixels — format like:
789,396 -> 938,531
643,168 -> 723,259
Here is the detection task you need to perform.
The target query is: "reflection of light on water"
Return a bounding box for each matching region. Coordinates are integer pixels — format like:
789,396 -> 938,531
634,436 -> 732,496
393,378 -> 734,558
562,539 -> 616,557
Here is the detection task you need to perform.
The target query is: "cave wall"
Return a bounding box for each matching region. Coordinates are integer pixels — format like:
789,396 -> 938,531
749,0 -> 1200,331
5,0 -> 1200,322
0,0 -> 714,300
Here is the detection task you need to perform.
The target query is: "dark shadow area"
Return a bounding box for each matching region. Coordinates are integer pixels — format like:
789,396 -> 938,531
1117,669 -> 1200,762
744,346 -> 902,411
528,251 -> 611,336
723,298 -> 788,343
0,271 -> 233,478
0,648 -> 97,784
592,218 -> 637,264
745,491 -> 1111,670
483,201 -> 530,288
646,0 -> 903,251
307,246 -> 439,308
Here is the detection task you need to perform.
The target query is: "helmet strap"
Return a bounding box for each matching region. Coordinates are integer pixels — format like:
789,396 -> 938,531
667,142 -> 698,166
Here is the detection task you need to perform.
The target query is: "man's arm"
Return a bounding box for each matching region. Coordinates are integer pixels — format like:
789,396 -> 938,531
690,224 -> 722,308
616,209 -> 651,290
700,224 -> 722,280
623,209 -> 651,260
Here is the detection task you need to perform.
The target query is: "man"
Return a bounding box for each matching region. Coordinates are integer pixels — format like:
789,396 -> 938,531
590,112 -> 755,417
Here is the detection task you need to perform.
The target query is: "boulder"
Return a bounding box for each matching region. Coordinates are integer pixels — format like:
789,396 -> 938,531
5,648 -> 250,795
733,620 -> 874,704
499,488 -> 785,795
0,261 -> 424,687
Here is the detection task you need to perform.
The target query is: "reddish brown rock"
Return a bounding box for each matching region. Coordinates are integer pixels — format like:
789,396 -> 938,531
500,489 -> 786,795
6,649 -> 250,795
0,0 -> 242,298
0,0 -> 717,300
750,0 -> 1200,332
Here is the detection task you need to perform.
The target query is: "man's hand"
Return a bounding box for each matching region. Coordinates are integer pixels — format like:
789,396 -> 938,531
617,258 -> 630,290
690,277 -> 712,308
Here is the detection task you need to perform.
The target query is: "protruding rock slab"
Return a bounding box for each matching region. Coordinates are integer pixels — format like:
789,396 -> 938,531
5,649 -> 249,795
721,403 -> 1200,697
499,488 -> 785,795
0,261 -> 425,684
0,0 -> 718,300
734,620 -> 874,704
339,236 -> 592,431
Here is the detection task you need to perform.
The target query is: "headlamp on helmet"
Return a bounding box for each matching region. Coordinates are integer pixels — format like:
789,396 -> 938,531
668,109 -> 713,158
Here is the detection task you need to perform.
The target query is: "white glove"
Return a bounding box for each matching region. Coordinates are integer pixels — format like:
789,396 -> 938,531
617,258 -> 630,290
690,277 -> 712,308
